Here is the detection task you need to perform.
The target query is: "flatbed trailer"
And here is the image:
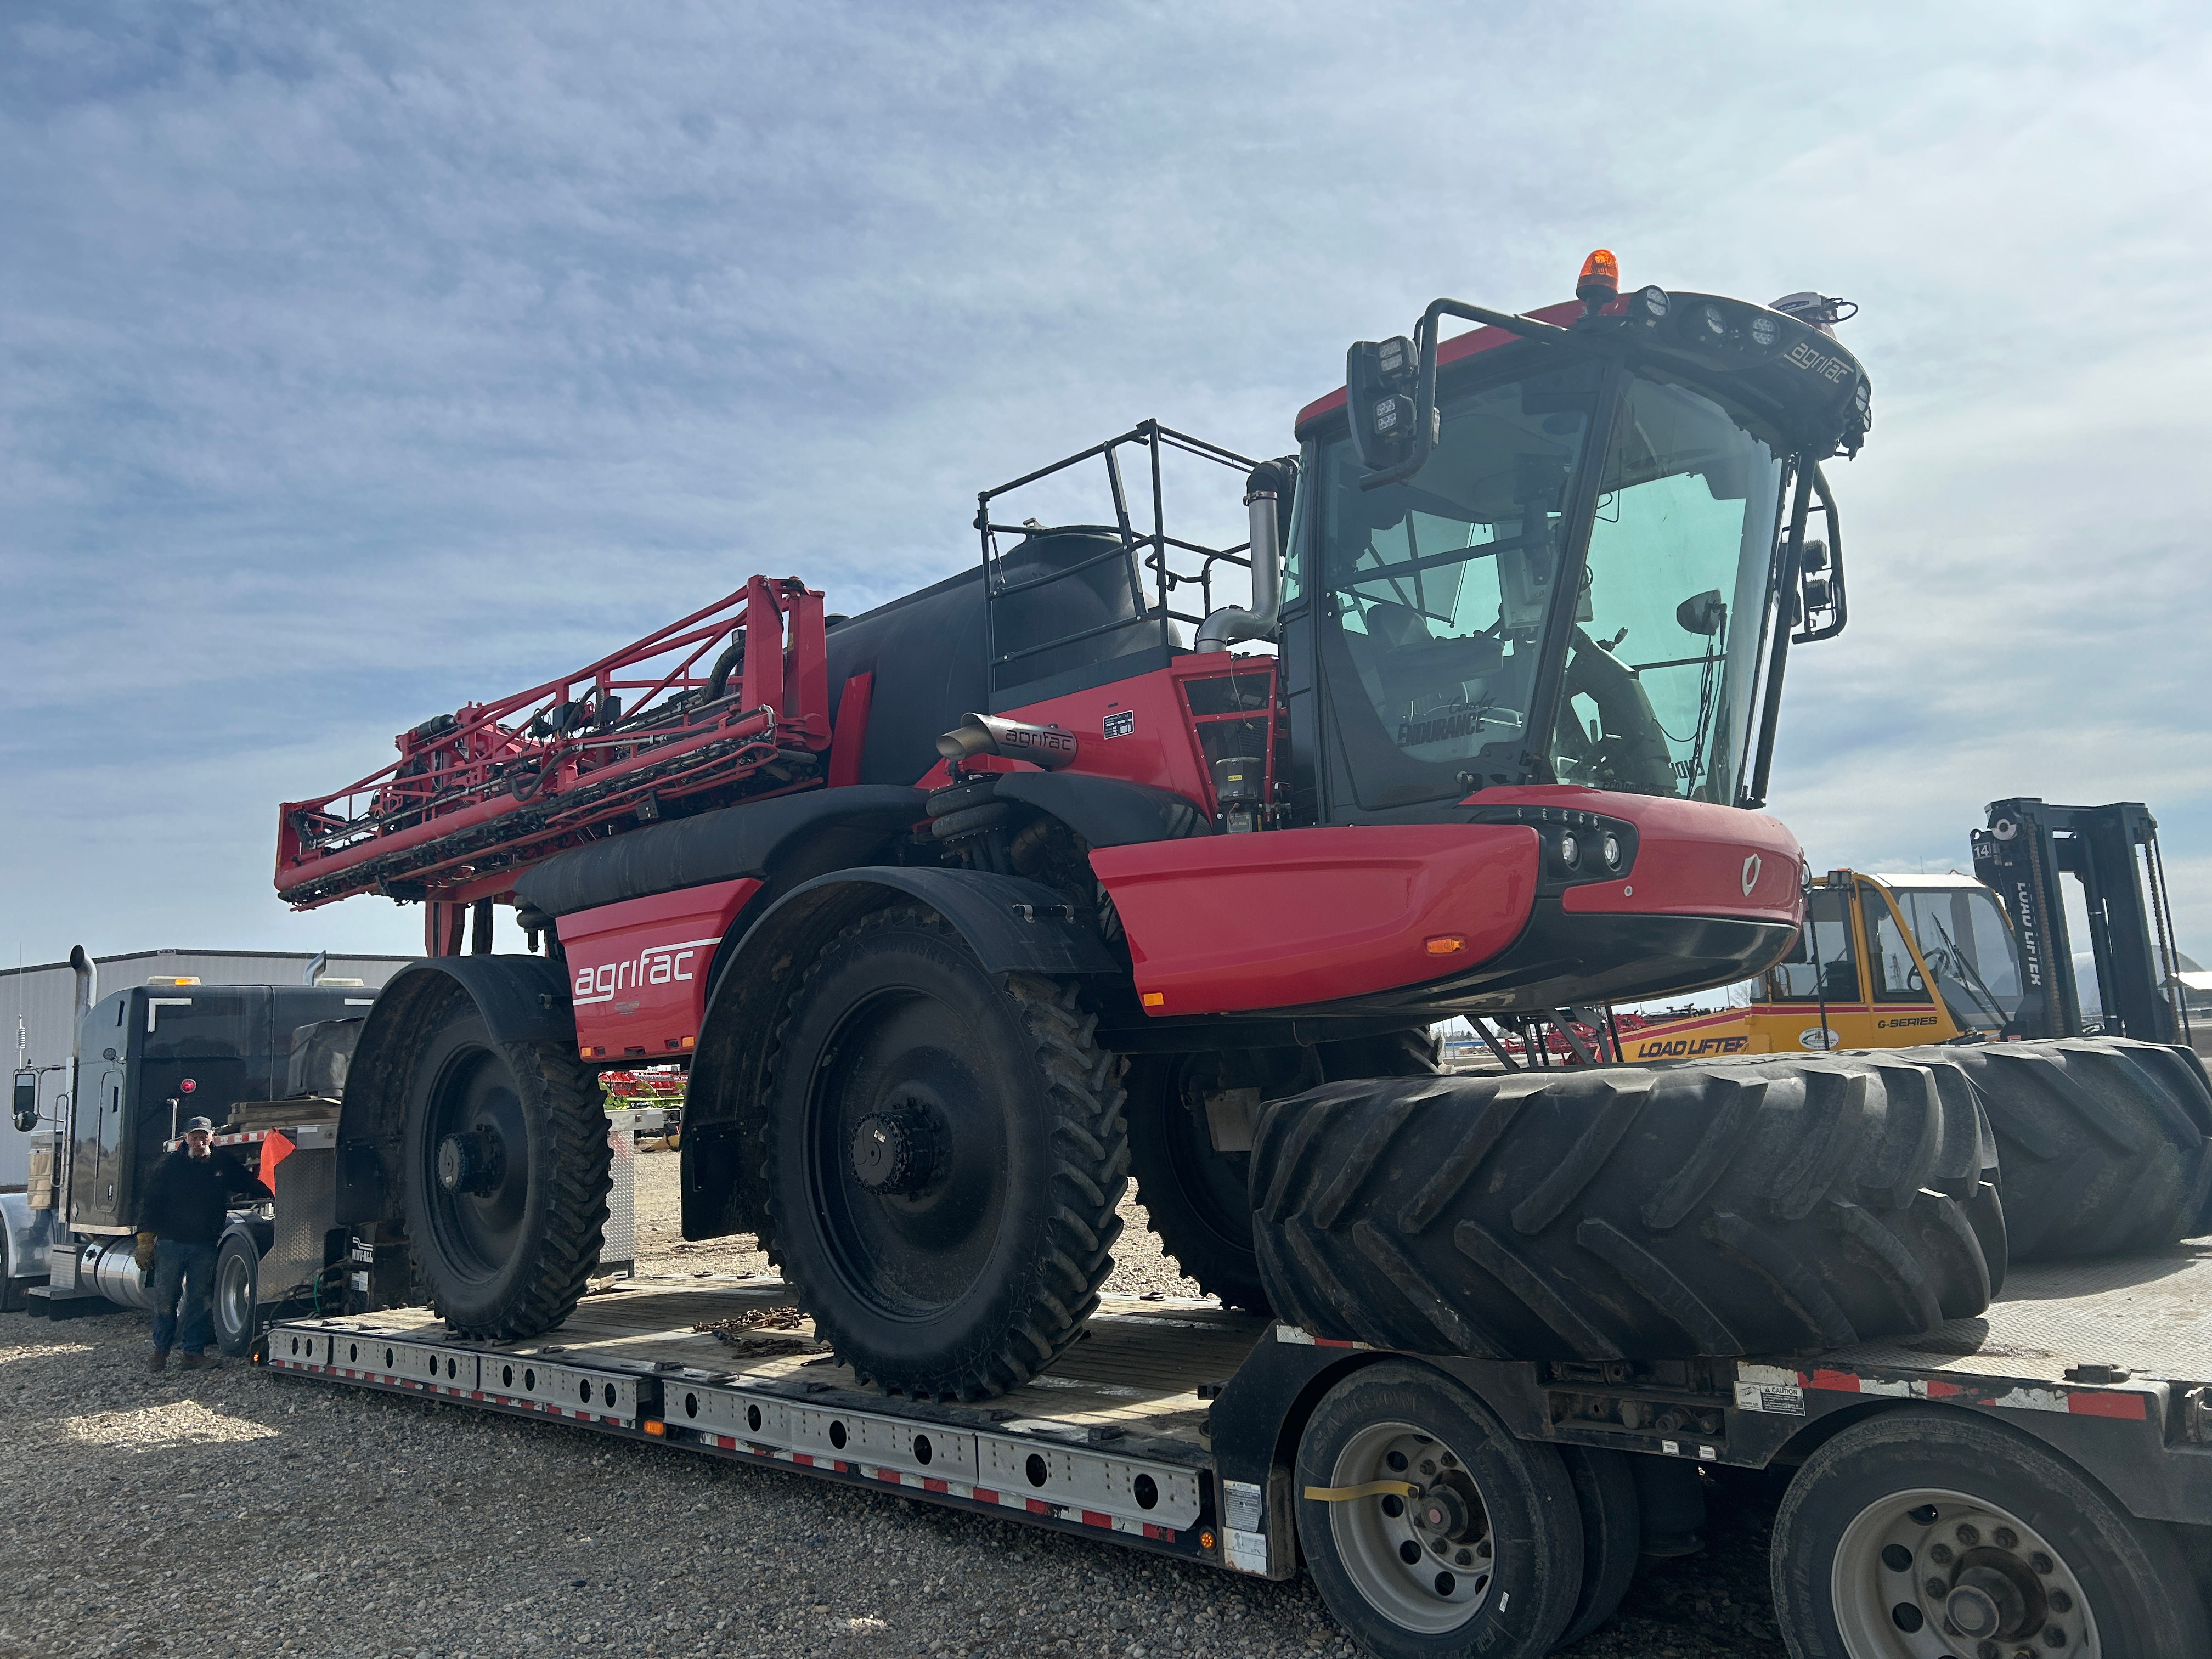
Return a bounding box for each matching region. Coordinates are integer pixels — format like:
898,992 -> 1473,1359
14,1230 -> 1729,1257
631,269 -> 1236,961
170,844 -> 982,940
260,1246 -> 2212,1657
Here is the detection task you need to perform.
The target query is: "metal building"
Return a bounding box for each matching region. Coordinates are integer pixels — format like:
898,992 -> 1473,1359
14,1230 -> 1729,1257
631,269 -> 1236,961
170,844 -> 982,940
2,949 -> 416,1187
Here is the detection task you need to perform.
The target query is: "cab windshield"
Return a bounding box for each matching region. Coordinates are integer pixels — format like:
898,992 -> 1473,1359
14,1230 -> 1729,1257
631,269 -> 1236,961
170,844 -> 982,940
1889,883 -> 2023,1030
1312,360 -> 1787,809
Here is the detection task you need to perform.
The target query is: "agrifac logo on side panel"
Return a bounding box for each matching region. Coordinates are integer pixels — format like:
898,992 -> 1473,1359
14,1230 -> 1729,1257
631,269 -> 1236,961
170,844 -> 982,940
573,935 -> 721,1006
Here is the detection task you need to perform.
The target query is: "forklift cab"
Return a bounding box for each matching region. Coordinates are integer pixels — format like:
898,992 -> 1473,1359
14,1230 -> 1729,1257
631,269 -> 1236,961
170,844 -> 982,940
1756,872 -> 2018,1046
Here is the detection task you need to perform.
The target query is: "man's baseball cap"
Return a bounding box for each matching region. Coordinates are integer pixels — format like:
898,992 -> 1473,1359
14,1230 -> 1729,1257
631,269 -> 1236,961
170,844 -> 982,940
182,1116 -> 217,1135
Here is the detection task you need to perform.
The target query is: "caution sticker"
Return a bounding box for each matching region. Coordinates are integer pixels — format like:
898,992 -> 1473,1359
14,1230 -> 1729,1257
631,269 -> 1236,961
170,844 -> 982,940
1734,1380 -> 1806,1415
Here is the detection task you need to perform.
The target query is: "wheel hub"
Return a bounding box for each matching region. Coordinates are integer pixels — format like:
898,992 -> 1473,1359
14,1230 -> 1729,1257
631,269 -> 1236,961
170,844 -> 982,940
1836,1488 -> 2091,1658
1413,1483 -> 1474,1542
436,1128 -> 506,1197
1946,1565 -> 2028,1640
849,1108 -> 937,1196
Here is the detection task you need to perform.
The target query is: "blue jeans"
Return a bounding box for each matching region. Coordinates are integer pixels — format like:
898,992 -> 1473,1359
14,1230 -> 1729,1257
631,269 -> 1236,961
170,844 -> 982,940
150,1240 -> 218,1356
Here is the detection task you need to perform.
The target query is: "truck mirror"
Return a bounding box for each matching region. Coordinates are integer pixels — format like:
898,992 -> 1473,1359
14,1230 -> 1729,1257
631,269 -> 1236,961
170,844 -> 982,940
11,1070 -> 36,1133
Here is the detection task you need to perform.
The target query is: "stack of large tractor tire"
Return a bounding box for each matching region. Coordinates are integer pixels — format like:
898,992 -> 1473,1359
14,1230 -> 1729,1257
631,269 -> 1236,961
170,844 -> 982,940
1248,1050 -> 2002,1360
1857,1037 -> 2212,1261
1245,1036 -> 2212,1362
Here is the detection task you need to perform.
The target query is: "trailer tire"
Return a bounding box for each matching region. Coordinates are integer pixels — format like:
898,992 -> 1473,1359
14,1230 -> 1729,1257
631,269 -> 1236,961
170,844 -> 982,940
1294,1361 -> 1584,1658
214,1230 -> 259,1357
1771,1408 -> 2209,1659
1876,1039 -> 2212,1260
1555,1445 -> 1640,1649
760,905 -> 1128,1401
398,997 -> 610,1340
1250,1057 -> 1995,1361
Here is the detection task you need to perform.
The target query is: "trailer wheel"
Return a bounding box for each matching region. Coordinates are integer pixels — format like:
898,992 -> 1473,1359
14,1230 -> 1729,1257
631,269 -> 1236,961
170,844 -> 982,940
1294,1361 -> 1583,1658
1881,1039 -> 2212,1260
1772,1409 -> 2209,1659
399,996 -> 610,1339
214,1231 -> 259,1357
1555,1445 -> 1640,1649
761,905 -> 1128,1401
1252,1057 -> 1996,1361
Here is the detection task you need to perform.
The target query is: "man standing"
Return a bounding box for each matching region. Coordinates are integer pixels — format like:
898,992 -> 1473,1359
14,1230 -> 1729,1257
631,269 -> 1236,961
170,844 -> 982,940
134,1116 -> 272,1372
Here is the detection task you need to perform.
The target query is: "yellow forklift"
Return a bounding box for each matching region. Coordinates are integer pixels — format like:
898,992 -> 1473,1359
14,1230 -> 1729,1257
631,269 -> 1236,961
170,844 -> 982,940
1618,796 -> 2193,1059
1617,868 -> 2016,1058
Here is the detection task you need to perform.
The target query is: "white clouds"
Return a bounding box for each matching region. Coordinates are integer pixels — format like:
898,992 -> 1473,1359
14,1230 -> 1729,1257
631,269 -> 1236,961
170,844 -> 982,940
3,1 -> 2209,961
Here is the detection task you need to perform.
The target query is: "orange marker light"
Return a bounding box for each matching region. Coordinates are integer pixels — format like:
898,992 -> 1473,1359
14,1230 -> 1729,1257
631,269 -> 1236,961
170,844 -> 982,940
644,1419 -> 666,1437
1425,935 -> 1467,956
1577,249 -> 1620,308
1141,991 -> 1166,1009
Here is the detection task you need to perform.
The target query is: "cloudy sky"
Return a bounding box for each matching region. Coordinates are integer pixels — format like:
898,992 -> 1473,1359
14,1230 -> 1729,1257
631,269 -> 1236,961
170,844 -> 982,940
5,2 -> 2209,981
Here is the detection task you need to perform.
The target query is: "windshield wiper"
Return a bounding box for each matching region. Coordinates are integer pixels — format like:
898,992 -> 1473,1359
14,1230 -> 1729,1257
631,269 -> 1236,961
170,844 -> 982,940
1924,912 -> 2008,1030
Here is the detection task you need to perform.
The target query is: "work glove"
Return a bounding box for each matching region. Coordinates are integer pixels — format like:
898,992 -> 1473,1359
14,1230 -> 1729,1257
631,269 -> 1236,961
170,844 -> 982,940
134,1233 -> 157,1274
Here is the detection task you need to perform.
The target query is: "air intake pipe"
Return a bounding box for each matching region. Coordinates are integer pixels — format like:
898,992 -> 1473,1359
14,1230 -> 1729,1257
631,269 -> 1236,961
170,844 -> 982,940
1195,458 -> 1297,652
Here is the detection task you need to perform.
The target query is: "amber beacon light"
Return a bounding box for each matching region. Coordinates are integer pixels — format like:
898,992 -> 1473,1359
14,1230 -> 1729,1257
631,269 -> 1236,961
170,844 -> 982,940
1577,249 -> 1620,308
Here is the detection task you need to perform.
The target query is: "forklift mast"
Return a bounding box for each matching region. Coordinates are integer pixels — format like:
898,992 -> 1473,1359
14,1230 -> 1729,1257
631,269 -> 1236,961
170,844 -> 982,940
1971,797 -> 2191,1043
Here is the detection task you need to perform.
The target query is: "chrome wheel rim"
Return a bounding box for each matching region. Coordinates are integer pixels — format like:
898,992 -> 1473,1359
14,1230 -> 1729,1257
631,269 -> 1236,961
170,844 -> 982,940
216,1247 -> 254,1342
1832,1486 -> 2100,1657
1327,1420 -> 1493,1634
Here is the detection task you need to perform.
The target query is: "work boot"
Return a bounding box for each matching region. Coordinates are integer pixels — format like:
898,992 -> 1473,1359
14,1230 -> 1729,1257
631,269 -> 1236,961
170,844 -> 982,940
146,1349 -> 170,1373
177,1352 -> 222,1372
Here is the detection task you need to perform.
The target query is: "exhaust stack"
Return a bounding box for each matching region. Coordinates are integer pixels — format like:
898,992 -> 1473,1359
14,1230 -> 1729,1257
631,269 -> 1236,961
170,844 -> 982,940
937,713 -> 1080,771
1195,458 -> 1296,653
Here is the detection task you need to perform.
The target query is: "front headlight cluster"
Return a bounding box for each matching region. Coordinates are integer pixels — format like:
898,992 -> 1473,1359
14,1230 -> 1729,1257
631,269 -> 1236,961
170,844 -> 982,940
1555,828 -> 1627,874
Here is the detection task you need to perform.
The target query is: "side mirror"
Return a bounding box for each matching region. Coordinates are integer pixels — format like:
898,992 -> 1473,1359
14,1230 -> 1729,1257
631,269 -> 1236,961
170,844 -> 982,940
12,1071 -> 36,1133
1675,589 -> 1726,637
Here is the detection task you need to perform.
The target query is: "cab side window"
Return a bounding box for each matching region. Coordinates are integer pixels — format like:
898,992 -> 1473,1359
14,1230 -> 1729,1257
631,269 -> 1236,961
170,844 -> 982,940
1866,903 -> 1927,1002
1767,889 -> 1860,1003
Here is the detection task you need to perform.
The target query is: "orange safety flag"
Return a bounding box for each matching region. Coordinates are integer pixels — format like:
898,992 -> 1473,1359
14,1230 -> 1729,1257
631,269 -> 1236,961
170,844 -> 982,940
259,1129 -> 296,1190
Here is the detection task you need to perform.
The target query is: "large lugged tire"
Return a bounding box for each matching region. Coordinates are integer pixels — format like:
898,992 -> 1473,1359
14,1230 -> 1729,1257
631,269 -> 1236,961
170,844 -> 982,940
1874,1038 -> 2212,1260
1124,1030 -> 1438,1314
761,906 -> 1129,1401
399,995 -> 611,1339
1251,1056 -> 1997,1361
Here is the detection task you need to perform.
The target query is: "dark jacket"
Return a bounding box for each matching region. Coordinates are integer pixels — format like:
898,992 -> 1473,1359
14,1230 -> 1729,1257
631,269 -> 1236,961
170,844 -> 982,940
136,1148 -> 273,1245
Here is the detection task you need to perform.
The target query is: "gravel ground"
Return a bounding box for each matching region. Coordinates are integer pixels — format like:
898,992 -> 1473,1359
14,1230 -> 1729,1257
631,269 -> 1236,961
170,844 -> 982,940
0,1150 -> 1788,1659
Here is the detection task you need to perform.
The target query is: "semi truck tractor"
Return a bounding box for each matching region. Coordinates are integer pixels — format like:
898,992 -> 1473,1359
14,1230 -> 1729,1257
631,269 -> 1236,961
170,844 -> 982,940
3,958 -> 650,1348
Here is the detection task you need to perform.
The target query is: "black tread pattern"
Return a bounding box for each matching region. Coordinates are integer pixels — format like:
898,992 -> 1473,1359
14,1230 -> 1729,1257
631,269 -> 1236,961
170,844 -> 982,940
759,906 -> 1129,1400
1870,1038 -> 2212,1260
431,1038 -> 611,1341
1128,1030 -> 1440,1312
1250,1055 -> 1997,1361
